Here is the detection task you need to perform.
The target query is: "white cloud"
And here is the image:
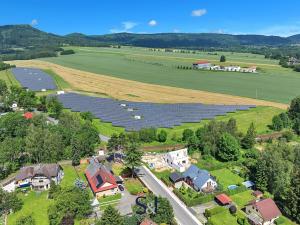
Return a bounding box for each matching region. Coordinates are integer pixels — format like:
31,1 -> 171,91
110,21 -> 138,33
258,24 -> 300,37
191,9 -> 207,17
30,19 -> 38,26
173,28 -> 180,33
148,20 -> 157,27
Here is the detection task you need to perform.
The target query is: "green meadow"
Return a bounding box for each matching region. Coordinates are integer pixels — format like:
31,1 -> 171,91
42,46 -> 300,104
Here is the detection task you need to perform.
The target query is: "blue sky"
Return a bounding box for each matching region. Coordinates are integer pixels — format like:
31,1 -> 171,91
2,0 -> 300,36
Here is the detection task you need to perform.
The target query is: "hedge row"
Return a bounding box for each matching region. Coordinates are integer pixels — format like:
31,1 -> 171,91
173,189 -> 215,207
205,206 -> 227,217
173,186 -> 248,207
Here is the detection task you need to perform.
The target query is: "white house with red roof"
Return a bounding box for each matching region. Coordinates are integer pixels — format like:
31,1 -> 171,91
245,198 -> 281,225
193,61 -> 212,69
85,158 -> 119,197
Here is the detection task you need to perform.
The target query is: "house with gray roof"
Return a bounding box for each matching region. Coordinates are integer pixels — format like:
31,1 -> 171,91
15,164 -> 64,191
183,165 -> 217,192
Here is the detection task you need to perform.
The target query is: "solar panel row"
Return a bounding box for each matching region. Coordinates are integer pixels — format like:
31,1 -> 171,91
12,67 -> 57,91
56,93 -> 255,131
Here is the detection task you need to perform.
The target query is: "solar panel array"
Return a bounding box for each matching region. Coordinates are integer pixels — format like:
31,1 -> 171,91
57,93 -> 255,131
12,67 -> 57,91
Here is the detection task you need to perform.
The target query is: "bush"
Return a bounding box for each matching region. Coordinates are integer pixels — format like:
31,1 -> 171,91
139,128 -> 157,143
157,130 -> 167,142
281,130 -> 294,142
173,188 -> 214,207
60,49 -> 75,55
16,215 -> 36,225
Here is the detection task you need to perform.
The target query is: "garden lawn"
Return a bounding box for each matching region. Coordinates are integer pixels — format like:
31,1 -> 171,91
208,209 -> 239,225
92,119 -> 125,137
230,190 -> 255,208
210,168 -> 244,189
111,163 -> 125,176
60,165 -> 79,188
124,178 -> 144,195
7,191 -> 53,225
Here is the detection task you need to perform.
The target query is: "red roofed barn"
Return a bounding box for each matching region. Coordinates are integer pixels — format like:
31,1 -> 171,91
85,158 -> 118,197
193,61 -> 211,69
246,198 -> 281,225
215,193 -> 232,206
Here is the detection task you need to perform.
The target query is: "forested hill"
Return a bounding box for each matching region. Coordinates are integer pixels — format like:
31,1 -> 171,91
89,33 -> 295,48
1,24 -> 300,61
1,24 -> 300,49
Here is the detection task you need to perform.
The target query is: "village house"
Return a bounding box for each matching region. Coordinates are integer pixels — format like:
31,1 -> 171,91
163,148 -> 190,172
183,165 -> 217,192
245,198 -> 281,225
15,164 -> 64,190
85,158 -> 119,197
193,61 -> 212,69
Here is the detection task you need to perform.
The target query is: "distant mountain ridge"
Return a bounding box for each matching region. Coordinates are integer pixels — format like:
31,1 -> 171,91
0,24 -> 299,50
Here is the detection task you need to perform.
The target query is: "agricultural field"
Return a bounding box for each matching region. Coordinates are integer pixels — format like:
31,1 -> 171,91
35,46 -> 300,105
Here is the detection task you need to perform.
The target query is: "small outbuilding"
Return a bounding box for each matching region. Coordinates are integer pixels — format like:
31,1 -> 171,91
242,180 -> 255,189
169,172 -> 184,189
215,194 -> 232,206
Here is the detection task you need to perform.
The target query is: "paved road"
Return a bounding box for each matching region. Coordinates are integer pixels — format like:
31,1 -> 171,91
137,166 -> 203,225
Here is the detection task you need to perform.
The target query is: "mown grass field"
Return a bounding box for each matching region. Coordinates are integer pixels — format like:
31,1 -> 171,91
41,46 -> 300,104
0,70 -> 20,87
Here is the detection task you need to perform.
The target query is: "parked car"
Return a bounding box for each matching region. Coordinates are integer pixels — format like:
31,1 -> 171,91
118,185 -> 124,191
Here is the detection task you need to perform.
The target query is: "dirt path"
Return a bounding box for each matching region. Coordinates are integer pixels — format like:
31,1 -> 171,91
9,60 -> 288,109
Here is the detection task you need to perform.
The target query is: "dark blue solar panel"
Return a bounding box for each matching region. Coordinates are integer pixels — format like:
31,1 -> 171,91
12,67 -> 57,91
56,93 -> 255,131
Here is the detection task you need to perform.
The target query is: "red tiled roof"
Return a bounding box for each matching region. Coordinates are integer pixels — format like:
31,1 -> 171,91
140,218 -> 158,225
23,112 -> 33,119
85,166 -> 117,193
250,198 -> 281,221
215,194 -> 232,205
194,60 -> 210,64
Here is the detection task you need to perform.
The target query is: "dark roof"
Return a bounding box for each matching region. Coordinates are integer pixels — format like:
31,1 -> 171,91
183,165 -> 212,189
169,172 -> 183,183
15,164 -> 61,181
248,198 -> 281,221
215,194 -> 232,205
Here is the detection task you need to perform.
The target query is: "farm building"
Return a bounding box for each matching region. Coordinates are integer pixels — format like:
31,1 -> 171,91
245,198 -> 281,225
85,158 -> 119,197
15,164 -> 64,190
163,148 -> 190,172
183,165 -> 217,192
193,61 -> 212,69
